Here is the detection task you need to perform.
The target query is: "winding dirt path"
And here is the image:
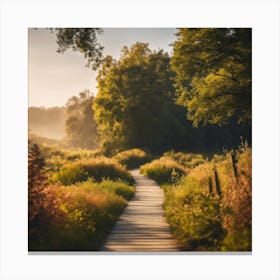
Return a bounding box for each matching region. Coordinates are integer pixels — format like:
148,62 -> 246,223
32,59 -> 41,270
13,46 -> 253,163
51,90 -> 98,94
102,169 -> 178,252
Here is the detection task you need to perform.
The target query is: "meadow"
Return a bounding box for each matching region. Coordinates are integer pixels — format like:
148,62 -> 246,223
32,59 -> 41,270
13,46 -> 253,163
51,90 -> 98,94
28,143 -> 140,250
29,138 -> 251,251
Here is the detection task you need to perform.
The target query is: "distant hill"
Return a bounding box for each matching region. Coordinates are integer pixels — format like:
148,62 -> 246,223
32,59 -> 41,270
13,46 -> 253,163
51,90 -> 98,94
28,132 -> 60,146
28,106 -> 67,140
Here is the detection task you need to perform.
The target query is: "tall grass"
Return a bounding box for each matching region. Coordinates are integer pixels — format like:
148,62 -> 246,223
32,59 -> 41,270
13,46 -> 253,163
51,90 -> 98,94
164,180 -> 225,250
140,157 -> 186,184
159,147 -> 252,251
40,144 -> 102,173
114,148 -> 151,169
29,180 -> 135,250
163,150 -> 205,169
221,148 -> 252,251
52,157 -> 135,185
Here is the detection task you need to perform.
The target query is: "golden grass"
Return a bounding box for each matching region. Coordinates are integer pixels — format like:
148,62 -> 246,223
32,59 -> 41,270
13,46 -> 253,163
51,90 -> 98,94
161,148 -> 252,251
140,157 -> 187,184
29,180 -> 135,250
114,148 -> 151,169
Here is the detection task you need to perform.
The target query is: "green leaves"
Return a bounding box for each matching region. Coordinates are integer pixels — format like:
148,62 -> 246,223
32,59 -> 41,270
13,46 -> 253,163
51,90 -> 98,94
93,43 -> 182,155
171,28 -> 252,126
55,28 -> 104,70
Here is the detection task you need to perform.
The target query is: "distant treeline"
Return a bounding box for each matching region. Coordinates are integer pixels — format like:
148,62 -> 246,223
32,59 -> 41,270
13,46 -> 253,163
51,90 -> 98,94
28,99 -> 251,155
28,91 -> 98,150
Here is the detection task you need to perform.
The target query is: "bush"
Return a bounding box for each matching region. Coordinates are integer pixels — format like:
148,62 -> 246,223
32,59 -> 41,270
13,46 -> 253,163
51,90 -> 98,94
53,163 -> 89,185
140,158 -> 186,184
97,179 -> 135,200
164,178 -> 225,251
163,151 -> 206,168
114,148 -> 151,169
52,157 -> 135,185
29,180 -> 134,251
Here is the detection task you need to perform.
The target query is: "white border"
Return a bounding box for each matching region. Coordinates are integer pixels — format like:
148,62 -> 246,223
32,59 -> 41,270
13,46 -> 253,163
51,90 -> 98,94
1,0 -> 279,279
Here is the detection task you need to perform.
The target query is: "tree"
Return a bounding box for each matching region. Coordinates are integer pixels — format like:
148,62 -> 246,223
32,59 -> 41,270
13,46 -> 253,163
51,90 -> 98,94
28,141 -> 47,229
53,28 -> 104,70
171,28 -> 252,126
65,90 -> 98,149
28,141 -> 47,190
93,43 -> 187,155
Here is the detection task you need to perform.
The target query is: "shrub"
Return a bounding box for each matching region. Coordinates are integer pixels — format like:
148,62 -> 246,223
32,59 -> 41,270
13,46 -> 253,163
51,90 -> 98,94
140,158 -> 186,184
97,179 -> 135,200
114,148 -> 151,169
164,178 -> 225,251
52,157 -> 135,185
28,185 -> 67,250
53,163 -> 89,185
163,151 -> 206,168
29,180 -> 134,251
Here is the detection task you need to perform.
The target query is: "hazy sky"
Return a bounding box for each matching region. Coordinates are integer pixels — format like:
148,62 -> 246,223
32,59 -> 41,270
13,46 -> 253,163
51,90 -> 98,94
29,28 -> 177,108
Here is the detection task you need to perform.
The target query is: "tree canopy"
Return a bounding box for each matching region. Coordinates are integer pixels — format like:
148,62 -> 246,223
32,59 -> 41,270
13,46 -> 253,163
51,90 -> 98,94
93,43 -> 188,155
171,28 -> 251,126
43,28 -> 252,154
54,28 -> 104,70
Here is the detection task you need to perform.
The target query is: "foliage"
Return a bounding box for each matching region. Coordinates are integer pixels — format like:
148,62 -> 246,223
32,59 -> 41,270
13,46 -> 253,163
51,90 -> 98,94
28,143 -> 135,251
140,157 -> 186,184
37,144 -> 102,176
28,142 -> 66,249
164,180 -> 225,250
163,150 -> 205,168
97,179 -> 135,200
171,28 -> 251,126
28,141 -> 47,189
160,147 -> 251,251
65,90 -> 98,149
221,149 -> 252,251
114,148 -> 151,169
52,157 -> 135,185
93,43 -> 191,155
92,39 -> 251,155
54,28 -> 104,70
52,163 -> 89,185
29,179 -> 134,250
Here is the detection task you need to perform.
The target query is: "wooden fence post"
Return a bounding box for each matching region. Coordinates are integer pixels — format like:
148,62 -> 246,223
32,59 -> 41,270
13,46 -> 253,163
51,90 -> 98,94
208,177 -> 213,194
230,151 -> 238,181
214,169 -> 222,196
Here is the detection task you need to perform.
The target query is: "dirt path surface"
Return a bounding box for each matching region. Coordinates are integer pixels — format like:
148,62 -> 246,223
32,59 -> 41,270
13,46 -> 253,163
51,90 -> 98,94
102,169 -> 178,252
